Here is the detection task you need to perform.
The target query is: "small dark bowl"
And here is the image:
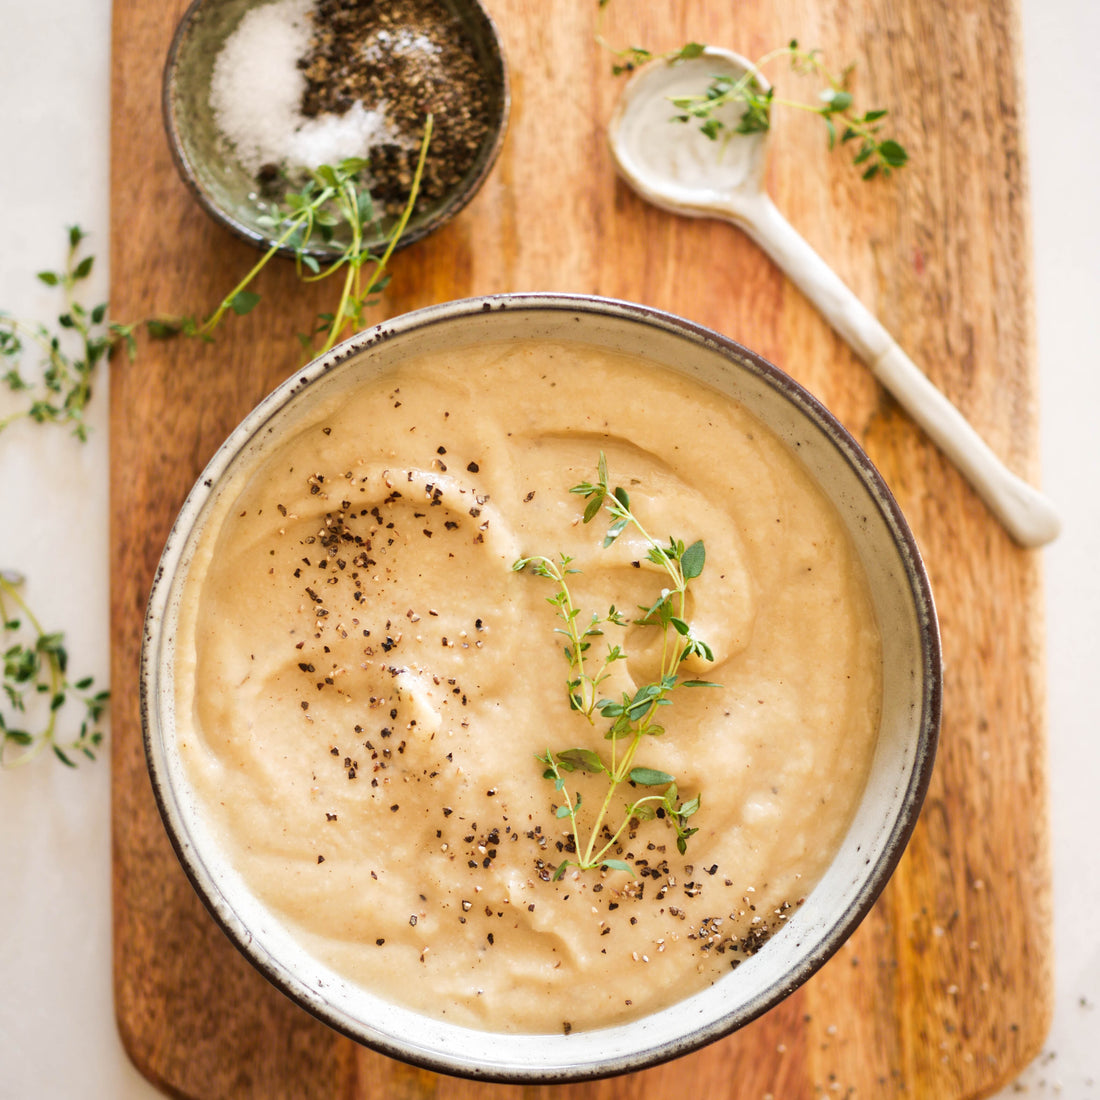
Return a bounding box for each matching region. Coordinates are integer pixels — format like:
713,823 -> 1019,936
163,0 -> 509,258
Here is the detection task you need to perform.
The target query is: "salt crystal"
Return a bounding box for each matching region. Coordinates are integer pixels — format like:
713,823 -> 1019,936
210,0 -> 409,176
287,100 -> 402,170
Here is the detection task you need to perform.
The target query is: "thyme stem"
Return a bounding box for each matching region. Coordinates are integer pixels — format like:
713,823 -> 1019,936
515,455 -> 715,878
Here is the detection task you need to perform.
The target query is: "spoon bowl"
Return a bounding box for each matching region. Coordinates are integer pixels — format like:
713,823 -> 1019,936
610,48 -> 769,216
609,48 -> 1060,548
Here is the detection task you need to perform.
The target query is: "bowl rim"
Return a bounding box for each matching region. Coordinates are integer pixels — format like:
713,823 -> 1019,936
141,292 -> 942,1082
161,0 -> 511,259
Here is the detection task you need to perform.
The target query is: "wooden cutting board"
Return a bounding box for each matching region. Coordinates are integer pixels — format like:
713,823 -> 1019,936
109,0 -> 1052,1096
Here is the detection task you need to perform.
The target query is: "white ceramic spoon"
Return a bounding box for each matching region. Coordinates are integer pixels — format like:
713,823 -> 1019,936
608,47 -> 1060,548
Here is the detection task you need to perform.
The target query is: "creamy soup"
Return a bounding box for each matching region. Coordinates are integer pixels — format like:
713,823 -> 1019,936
174,338 -> 881,1034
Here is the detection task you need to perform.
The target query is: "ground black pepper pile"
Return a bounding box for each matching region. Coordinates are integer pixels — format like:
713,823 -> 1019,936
298,0 -> 494,217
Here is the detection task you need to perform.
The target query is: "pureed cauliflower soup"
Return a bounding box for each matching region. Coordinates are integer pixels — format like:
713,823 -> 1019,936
173,335 -> 882,1035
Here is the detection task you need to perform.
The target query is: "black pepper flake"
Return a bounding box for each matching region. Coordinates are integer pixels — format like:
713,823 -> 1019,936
409,915 -> 418,927
317,855 -> 325,863
390,804 -> 400,812
297,0 -> 499,218
466,461 -> 479,473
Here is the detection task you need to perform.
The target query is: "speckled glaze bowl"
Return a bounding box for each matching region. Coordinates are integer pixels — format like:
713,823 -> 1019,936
142,294 -> 941,1082
163,0 -> 509,257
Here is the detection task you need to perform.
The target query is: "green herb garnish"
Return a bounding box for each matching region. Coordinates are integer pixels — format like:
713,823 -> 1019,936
0,226 -> 134,440
667,41 -> 908,181
596,0 -> 907,182
0,570 -> 109,767
1,119 -> 433,442
155,114 -> 433,355
513,455 -> 716,879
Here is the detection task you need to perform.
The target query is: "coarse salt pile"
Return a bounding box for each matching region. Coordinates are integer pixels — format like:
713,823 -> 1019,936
209,0 -> 409,176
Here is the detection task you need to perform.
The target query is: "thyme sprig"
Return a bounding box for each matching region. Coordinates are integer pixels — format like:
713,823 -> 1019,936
0,226 -> 135,440
1,121 -> 432,443
513,455 -> 716,878
668,41 -> 908,180
596,0 -> 907,181
0,570 -> 109,768
156,114 -> 433,356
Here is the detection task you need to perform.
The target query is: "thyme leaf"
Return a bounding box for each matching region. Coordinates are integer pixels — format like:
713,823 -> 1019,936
157,115 -> 433,356
0,226 -> 133,440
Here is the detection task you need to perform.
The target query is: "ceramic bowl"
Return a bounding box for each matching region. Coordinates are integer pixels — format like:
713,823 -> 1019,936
162,0 -> 509,258
142,293 -> 940,1082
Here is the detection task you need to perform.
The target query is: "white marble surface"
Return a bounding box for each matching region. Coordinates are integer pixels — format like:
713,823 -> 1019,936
0,0 -> 1096,1096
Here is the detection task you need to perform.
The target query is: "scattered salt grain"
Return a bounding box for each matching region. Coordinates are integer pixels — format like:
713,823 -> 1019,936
210,0 -> 408,177
363,27 -> 441,63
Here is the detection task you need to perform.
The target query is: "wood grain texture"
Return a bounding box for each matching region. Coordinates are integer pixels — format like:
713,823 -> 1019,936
109,0 -> 1052,1096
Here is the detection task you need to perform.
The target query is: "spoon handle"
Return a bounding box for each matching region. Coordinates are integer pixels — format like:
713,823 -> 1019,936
737,193 -> 1060,548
